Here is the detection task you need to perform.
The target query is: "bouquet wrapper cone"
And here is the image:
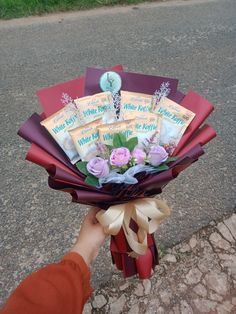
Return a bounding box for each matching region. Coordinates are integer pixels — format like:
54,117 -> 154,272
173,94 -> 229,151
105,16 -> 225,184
18,65 -> 216,279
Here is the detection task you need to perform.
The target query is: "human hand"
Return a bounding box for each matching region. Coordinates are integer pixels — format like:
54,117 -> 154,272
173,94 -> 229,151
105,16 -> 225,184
70,207 -> 107,267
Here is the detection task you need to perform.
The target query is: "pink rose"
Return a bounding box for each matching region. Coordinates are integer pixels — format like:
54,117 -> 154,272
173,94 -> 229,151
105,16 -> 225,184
132,148 -> 146,164
87,157 -> 109,178
148,145 -> 168,166
110,147 -> 131,167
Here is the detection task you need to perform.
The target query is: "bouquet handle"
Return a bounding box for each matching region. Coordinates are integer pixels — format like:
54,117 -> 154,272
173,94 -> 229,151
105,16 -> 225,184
96,198 -> 170,279
110,228 -> 158,279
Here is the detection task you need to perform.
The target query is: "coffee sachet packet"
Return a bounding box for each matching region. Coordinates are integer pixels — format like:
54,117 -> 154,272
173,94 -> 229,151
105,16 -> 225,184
152,97 -> 195,154
75,91 -> 116,124
69,119 -> 102,161
97,120 -> 136,146
119,90 -> 153,120
41,103 -> 80,164
122,112 -> 161,147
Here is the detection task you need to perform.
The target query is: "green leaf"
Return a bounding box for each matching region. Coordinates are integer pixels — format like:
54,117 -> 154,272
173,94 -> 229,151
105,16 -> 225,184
119,133 -> 127,145
113,133 -> 126,148
125,137 -> 138,151
76,161 -> 89,175
85,175 -> 99,187
153,164 -> 169,172
166,156 -> 179,163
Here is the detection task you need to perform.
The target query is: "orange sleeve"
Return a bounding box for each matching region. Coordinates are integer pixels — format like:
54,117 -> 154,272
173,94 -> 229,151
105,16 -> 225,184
1,252 -> 92,314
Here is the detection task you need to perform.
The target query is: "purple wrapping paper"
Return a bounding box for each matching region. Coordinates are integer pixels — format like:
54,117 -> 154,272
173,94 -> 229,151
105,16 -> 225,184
84,67 -> 179,98
168,90 -> 185,104
47,166 -> 88,188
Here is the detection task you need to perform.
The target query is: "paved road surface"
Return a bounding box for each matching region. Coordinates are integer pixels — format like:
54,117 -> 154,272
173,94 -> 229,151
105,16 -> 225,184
0,0 -> 235,305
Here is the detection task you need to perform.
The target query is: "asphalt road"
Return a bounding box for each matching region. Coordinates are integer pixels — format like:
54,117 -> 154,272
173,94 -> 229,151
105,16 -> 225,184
0,0 -> 236,305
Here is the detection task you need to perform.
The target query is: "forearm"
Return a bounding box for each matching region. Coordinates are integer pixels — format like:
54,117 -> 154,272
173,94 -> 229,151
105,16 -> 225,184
1,252 -> 92,314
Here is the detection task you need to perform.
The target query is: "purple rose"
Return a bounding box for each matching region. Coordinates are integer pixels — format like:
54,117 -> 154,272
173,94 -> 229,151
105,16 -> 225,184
132,148 -> 146,164
148,145 -> 168,166
110,147 -> 131,167
87,157 -> 110,178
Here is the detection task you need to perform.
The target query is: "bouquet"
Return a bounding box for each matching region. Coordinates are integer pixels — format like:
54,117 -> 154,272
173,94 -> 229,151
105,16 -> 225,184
18,65 -> 216,279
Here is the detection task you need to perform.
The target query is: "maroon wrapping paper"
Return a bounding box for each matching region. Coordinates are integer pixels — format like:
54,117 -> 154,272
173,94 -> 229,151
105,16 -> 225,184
18,65 -> 216,278
84,67 -> 179,98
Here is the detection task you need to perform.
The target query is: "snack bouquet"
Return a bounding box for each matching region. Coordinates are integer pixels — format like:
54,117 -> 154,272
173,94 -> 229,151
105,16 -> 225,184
18,65 -> 216,279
